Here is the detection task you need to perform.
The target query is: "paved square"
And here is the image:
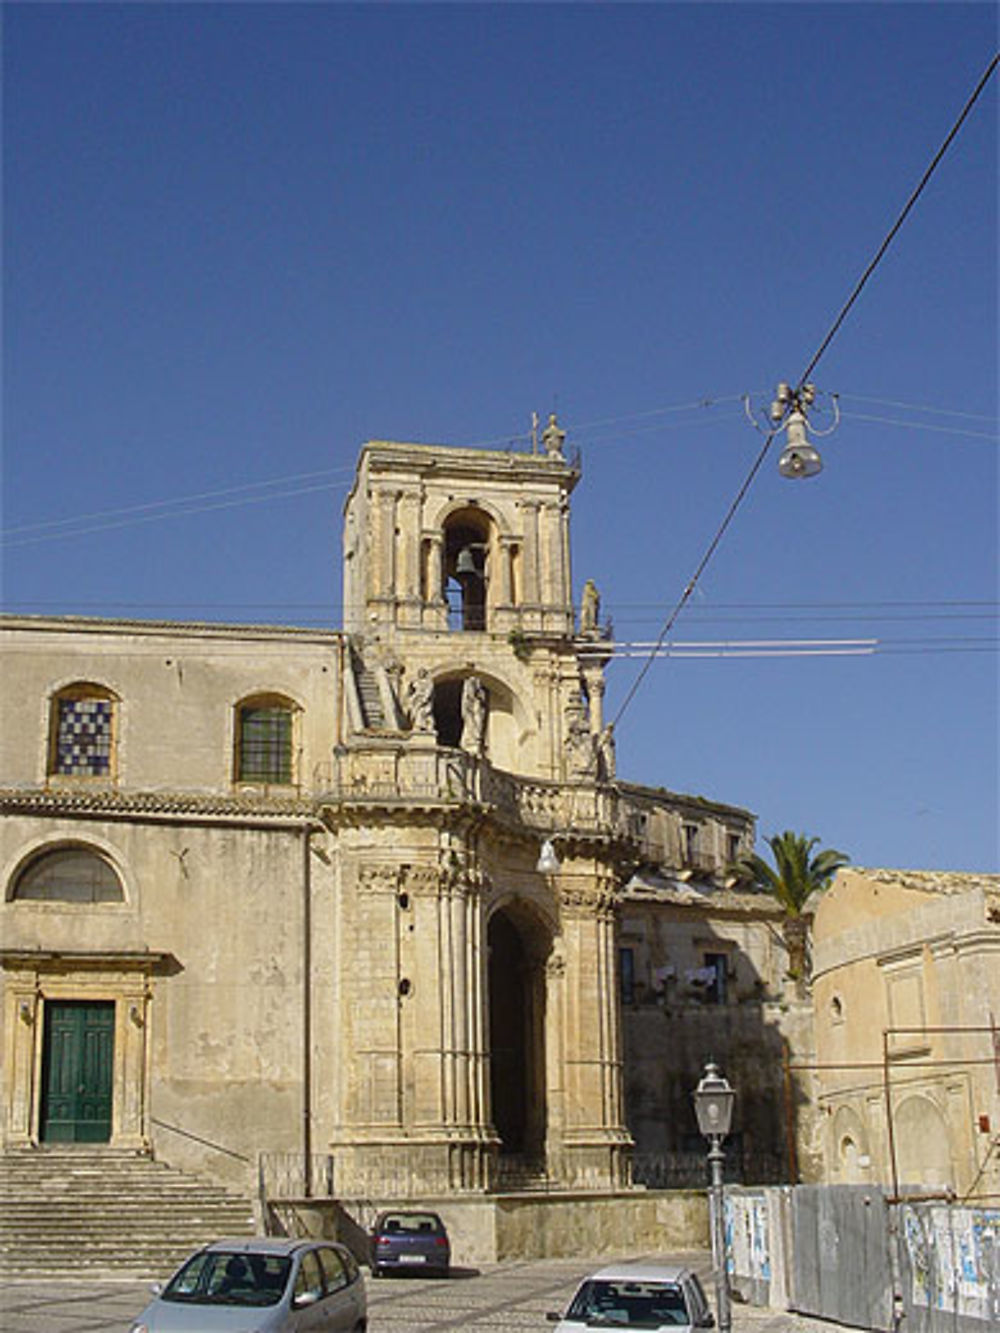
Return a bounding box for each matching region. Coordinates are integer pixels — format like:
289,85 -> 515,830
0,1255 -> 843,1333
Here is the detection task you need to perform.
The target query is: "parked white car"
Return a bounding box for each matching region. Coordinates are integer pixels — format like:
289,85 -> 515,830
547,1262 -> 715,1331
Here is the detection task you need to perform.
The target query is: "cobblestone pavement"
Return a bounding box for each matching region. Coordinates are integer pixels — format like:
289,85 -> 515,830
0,1255 -> 845,1333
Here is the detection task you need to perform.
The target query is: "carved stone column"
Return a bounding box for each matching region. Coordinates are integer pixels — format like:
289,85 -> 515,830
555,867 -> 632,1189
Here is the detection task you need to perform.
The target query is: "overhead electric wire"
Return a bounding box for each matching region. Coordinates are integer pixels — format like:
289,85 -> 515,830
838,412 -> 997,442
2,476 -> 355,548
2,464 -> 358,538
837,394 -> 997,422
4,384 -> 992,548
610,52 -> 999,731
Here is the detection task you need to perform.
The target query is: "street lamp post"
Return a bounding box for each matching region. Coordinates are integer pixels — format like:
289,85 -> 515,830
693,1061 -> 736,1333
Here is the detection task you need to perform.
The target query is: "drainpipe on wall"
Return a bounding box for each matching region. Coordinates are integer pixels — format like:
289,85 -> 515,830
302,824 -> 314,1197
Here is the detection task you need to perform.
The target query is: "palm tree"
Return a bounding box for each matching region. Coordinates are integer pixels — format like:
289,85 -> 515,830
729,831 -> 849,987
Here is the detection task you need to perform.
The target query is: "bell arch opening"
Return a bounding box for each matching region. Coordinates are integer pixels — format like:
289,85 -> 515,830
487,902 -> 550,1165
443,508 -> 491,631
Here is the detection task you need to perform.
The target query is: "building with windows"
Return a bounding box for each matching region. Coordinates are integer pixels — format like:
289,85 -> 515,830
1,429 -> 757,1207
811,866 -> 1000,1199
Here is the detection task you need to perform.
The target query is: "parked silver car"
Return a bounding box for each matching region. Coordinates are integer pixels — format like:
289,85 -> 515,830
547,1262 -> 715,1331
130,1237 -> 367,1332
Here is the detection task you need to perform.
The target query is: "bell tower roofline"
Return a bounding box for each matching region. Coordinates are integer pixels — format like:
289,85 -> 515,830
342,430 -> 581,640
344,438 -> 581,513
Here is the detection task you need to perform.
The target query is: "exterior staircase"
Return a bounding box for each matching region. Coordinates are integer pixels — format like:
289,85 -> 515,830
0,1147 -> 256,1280
353,657 -> 386,729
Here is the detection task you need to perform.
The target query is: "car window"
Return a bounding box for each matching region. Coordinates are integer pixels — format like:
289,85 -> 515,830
162,1250 -> 290,1307
319,1246 -> 348,1293
686,1274 -> 709,1323
293,1250 -> 325,1303
380,1212 -> 443,1233
567,1278 -> 689,1327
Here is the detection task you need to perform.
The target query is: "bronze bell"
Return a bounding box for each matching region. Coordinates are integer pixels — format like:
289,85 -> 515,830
455,547 -> 480,577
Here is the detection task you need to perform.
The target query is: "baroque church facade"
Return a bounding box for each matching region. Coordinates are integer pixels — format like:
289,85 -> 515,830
1,427 -> 758,1201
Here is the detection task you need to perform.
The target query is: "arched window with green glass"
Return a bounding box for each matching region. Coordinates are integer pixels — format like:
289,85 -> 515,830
234,694 -> 298,786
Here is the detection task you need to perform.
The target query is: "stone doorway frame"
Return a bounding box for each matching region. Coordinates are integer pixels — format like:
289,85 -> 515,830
1,950 -> 167,1151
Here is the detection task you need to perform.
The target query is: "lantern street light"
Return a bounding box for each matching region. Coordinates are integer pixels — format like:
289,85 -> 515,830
693,1061 -> 736,1333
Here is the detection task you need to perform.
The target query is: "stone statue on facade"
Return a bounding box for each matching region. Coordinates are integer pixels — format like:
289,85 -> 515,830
580,579 -> 600,634
564,691 -> 594,778
406,668 -> 435,733
542,412 -> 566,459
596,723 -> 616,781
460,675 -> 487,756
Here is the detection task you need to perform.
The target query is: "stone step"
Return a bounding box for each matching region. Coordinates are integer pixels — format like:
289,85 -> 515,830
0,1148 -> 256,1279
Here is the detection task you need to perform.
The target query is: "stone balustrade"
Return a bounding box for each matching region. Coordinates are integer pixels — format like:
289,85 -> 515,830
316,741 -> 739,874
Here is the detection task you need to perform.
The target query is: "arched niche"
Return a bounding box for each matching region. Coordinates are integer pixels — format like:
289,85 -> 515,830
429,669 -> 527,767
830,1105 -> 869,1183
895,1094 -> 953,1190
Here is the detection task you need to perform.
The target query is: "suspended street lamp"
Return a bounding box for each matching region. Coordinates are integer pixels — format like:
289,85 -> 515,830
745,382 -> 840,479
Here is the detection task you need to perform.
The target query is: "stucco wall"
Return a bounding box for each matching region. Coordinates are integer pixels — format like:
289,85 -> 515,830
0,619 -> 341,793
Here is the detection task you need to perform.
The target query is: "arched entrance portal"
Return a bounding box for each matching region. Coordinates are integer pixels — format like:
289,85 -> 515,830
487,904 -> 550,1166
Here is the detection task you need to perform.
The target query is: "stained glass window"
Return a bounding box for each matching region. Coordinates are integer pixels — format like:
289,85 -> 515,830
52,691 -> 114,777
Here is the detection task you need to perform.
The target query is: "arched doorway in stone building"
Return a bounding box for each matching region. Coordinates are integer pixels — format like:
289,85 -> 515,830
487,903 -> 550,1167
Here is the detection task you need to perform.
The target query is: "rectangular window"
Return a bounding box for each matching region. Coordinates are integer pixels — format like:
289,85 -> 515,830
55,698 -> 113,776
683,823 -> 699,865
239,707 -> 292,784
619,947 -> 635,1006
727,832 -> 742,863
703,951 -> 729,1005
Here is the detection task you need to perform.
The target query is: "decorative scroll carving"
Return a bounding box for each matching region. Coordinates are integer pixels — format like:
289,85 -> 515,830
401,865 -> 441,897
357,864 -> 402,895
557,872 -> 618,918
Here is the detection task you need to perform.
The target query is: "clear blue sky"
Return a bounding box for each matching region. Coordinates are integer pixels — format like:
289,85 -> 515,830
3,4 -> 997,872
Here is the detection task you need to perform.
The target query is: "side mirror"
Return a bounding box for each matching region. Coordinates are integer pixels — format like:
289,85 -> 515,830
546,1314 -> 563,1324
149,1283 -> 163,1297
292,1290 -> 320,1310
700,1316 -> 715,1328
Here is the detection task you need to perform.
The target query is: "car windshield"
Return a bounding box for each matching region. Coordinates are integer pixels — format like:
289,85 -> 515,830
566,1278 -> 690,1328
163,1250 -> 291,1307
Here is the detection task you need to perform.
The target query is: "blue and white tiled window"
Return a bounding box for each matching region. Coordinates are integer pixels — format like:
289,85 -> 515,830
53,694 -> 114,776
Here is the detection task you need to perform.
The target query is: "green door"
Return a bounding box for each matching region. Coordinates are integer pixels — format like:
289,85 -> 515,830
41,1001 -> 115,1143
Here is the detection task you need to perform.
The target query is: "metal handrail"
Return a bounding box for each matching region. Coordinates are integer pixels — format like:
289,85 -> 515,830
150,1116 -> 251,1163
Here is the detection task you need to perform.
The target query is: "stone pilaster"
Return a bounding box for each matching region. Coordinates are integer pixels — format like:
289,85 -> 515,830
554,868 -> 632,1188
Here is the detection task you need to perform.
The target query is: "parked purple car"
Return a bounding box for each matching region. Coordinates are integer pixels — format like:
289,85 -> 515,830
369,1210 -> 451,1277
